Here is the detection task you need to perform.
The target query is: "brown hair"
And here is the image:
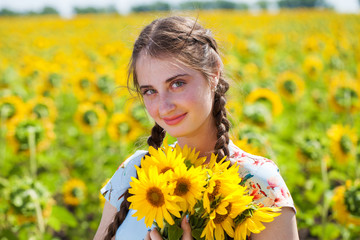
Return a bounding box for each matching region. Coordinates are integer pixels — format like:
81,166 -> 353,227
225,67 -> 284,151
104,16 -> 230,239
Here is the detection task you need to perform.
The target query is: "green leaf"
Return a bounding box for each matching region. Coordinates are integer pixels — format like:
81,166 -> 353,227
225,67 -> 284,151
192,228 -> 205,240
48,205 -> 78,230
168,223 -> 183,240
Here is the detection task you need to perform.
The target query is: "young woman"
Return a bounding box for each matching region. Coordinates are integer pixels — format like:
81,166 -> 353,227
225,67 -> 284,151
94,16 -> 299,240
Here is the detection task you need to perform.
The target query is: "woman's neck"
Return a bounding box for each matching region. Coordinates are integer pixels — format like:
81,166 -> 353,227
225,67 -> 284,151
176,128 -> 218,159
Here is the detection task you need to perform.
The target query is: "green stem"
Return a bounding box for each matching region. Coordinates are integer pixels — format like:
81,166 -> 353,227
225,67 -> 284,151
29,189 -> 45,238
0,107 -> 7,171
28,126 -> 37,178
320,156 -> 329,240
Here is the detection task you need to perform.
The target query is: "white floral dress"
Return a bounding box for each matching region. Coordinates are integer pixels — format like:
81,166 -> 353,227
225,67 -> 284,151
101,140 -> 296,239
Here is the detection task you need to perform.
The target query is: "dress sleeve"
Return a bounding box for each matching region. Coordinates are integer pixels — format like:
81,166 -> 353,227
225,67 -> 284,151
100,150 -> 147,211
235,154 -> 296,213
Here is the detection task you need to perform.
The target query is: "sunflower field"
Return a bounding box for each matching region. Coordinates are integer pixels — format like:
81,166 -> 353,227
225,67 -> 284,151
0,9 -> 359,240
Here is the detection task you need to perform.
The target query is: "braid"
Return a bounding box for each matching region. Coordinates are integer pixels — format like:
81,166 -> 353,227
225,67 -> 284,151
147,122 -> 166,149
212,76 -> 231,162
103,123 -> 165,239
103,190 -> 132,240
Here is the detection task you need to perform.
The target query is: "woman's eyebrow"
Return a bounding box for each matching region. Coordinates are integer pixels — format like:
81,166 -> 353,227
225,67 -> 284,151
139,74 -> 189,89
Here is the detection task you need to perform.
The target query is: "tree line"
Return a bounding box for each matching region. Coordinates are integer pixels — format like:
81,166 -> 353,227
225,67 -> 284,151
0,0 -> 333,16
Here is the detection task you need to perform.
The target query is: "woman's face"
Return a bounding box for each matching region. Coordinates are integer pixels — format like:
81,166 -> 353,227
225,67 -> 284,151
136,53 -> 217,140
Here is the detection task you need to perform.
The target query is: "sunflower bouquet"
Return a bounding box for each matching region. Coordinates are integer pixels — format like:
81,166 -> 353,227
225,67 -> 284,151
128,144 -> 281,240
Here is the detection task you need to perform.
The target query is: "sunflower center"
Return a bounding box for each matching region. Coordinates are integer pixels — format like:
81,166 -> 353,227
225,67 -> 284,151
213,203 -> 232,224
118,122 -> 130,135
80,78 -> 90,89
284,80 -> 296,94
335,88 -> 358,108
97,76 -> 113,94
340,135 -> 352,154
208,180 -> 221,201
33,104 -> 49,118
0,103 -> 15,119
146,187 -> 165,207
174,177 -> 191,196
48,73 -> 62,87
71,187 -> 83,198
160,167 -> 173,174
15,121 -> 44,149
344,185 -> 360,217
83,110 -> 98,126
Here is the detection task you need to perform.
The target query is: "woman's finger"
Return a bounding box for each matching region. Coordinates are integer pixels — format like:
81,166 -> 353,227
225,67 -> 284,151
149,228 -> 163,240
181,216 -> 193,240
144,230 -> 151,240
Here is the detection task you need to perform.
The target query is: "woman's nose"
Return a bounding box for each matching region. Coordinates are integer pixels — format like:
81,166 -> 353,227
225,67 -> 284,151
158,93 -> 175,116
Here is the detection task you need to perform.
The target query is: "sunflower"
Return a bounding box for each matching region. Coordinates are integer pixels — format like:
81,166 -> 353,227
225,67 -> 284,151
276,71 -> 305,102
174,144 -> 207,168
203,159 -> 244,213
332,180 -> 360,226
201,190 -> 253,240
303,36 -> 320,53
303,55 -> 323,78
28,96 -> 58,121
6,117 -> 55,153
327,124 -> 357,163
74,102 -> 107,134
63,178 -> 87,206
171,163 -> 207,212
245,88 -> 283,117
107,113 -> 143,143
0,95 -> 27,126
124,98 -> 152,128
234,207 -> 282,240
128,165 -> 182,228
88,93 -> 115,113
141,146 -> 185,175
328,76 -> 360,113
71,72 -> 96,100
95,75 -> 115,95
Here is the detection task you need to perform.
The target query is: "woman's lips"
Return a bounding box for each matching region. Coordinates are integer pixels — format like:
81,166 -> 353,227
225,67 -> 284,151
162,113 -> 187,126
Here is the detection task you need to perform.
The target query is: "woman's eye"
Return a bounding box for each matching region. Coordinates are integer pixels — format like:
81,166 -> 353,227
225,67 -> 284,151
142,89 -> 156,95
171,81 -> 185,88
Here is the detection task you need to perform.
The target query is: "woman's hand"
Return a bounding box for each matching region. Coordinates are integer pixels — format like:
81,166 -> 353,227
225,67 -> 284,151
145,216 -> 193,240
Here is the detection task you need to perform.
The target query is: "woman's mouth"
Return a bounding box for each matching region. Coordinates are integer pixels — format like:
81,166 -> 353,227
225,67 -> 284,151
162,113 -> 187,126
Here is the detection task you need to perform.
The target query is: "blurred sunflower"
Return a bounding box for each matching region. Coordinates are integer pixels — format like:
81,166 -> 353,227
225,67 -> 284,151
234,207 -> 281,240
128,165 -> 182,228
74,102 -> 107,134
124,98 -> 152,128
6,117 -> 55,154
245,88 -> 283,117
276,71 -> 305,102
303,55 -> 323,78
263,33 -> 283,49
107,113 -> 143,142
71,73 -> 96,100
95,75 -> 115,96
234,138 -> 263,156
329,77 -> 360,113
0,95 -> 27,126
63,178 -> 87,206
89,93 -> 114,113
28,96 -> 58,121
327,124 -> 357,163
332,180 -> 360,226
226,99 -> 243,125
303,36 -> 320,53
171,163 -> 207,212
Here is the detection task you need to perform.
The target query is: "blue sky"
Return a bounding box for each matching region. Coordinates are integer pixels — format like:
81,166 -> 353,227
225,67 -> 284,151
0,0 -> 359,17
